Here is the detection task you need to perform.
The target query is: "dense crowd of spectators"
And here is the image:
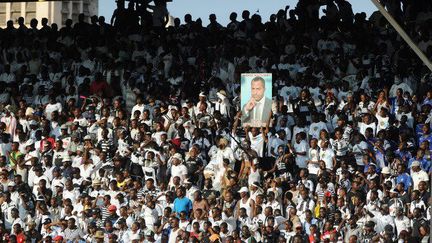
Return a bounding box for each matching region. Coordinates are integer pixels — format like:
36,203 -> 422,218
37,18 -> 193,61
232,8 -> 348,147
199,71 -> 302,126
0,0 -> 431,242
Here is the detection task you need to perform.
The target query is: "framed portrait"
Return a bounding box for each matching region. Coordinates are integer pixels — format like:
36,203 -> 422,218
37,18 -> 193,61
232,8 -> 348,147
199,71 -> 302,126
240,73 -> 272,127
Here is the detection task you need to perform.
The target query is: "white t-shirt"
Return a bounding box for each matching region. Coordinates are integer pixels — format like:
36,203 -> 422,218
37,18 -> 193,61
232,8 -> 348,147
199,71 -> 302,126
394,216 -> 410,236
411,170 -> 429,190
45,103 -> 62,120
131,104 -> 145,119
63,189 -> 80,204
319,147 -> 335,170
307,148 -> 320,175
351,141 -> 368,166
294,140 -> 308,168
309,122 -> 327,139
291,126 -> 308,144
376,115 -> 389,132
168,228 -> 181,243
270,137 -> 286,157
170,164 -> 187,185
249,132 -> 264,157
358,122 -> 376,136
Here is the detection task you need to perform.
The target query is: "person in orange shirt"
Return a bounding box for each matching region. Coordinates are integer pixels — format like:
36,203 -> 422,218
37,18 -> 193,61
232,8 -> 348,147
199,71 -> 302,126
12,223 -> 26,243
53,235 -> 64,243
308,224 -> 320,243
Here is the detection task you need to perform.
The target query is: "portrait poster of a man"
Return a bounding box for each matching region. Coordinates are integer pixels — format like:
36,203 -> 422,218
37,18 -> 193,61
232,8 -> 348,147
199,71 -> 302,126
240,73 -> 272,127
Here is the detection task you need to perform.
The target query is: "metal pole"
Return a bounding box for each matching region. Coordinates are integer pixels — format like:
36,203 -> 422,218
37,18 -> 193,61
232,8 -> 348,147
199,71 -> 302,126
370,0 -> 432,72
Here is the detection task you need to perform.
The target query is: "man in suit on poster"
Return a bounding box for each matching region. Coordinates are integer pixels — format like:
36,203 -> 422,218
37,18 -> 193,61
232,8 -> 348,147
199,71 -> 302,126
241,76 -> 272,126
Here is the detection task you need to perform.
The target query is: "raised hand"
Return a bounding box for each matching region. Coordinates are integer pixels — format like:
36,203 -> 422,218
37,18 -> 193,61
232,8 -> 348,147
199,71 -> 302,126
245,98 -> 256,112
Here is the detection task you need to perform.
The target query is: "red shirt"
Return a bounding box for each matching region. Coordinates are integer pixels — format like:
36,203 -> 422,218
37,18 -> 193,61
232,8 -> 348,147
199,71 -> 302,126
16,232 -> 25,243
321,229 -> 336,241
90,81 -> 109,95
40,137 -> 56,151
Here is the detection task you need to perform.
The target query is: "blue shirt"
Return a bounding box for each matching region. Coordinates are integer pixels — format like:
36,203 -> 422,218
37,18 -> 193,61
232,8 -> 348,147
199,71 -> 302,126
408,158 -> 431,172
396,173 -> 412,191
394,149 -> 412,162
173,197 -> 192,216
418,134 -> 432,150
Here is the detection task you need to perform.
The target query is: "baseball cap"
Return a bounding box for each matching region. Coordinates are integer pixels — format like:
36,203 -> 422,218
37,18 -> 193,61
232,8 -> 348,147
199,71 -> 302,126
108,205 -> 117,212
238,187 -> 249,193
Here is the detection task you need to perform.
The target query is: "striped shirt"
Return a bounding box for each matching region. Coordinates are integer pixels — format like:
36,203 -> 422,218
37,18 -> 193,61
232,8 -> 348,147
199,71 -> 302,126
137,188 -> 160,201
330,138 -> 349,157
97,139 -> 114,156
64,227 -> 84,241
101,206 -> 110,222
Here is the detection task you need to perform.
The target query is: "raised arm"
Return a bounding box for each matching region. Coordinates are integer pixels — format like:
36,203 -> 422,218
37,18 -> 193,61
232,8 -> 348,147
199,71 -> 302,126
232,111 -> 242,135
244,125 -> 251,142
262,111 -> 273,141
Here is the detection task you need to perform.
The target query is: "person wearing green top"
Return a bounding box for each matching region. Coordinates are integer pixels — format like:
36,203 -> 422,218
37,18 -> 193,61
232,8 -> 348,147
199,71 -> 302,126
8,142 -> 22,170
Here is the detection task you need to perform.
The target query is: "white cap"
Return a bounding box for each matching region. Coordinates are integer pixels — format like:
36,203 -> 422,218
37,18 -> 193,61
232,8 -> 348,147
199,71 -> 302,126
381,167 -> 390,174
172,153 -> 183,161
199,92 -> 206,97
238,187 -> 249,193
411,161 -> 421,167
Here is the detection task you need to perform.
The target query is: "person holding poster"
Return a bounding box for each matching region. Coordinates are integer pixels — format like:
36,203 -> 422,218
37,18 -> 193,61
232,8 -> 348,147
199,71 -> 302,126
241,74 -> 272,127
